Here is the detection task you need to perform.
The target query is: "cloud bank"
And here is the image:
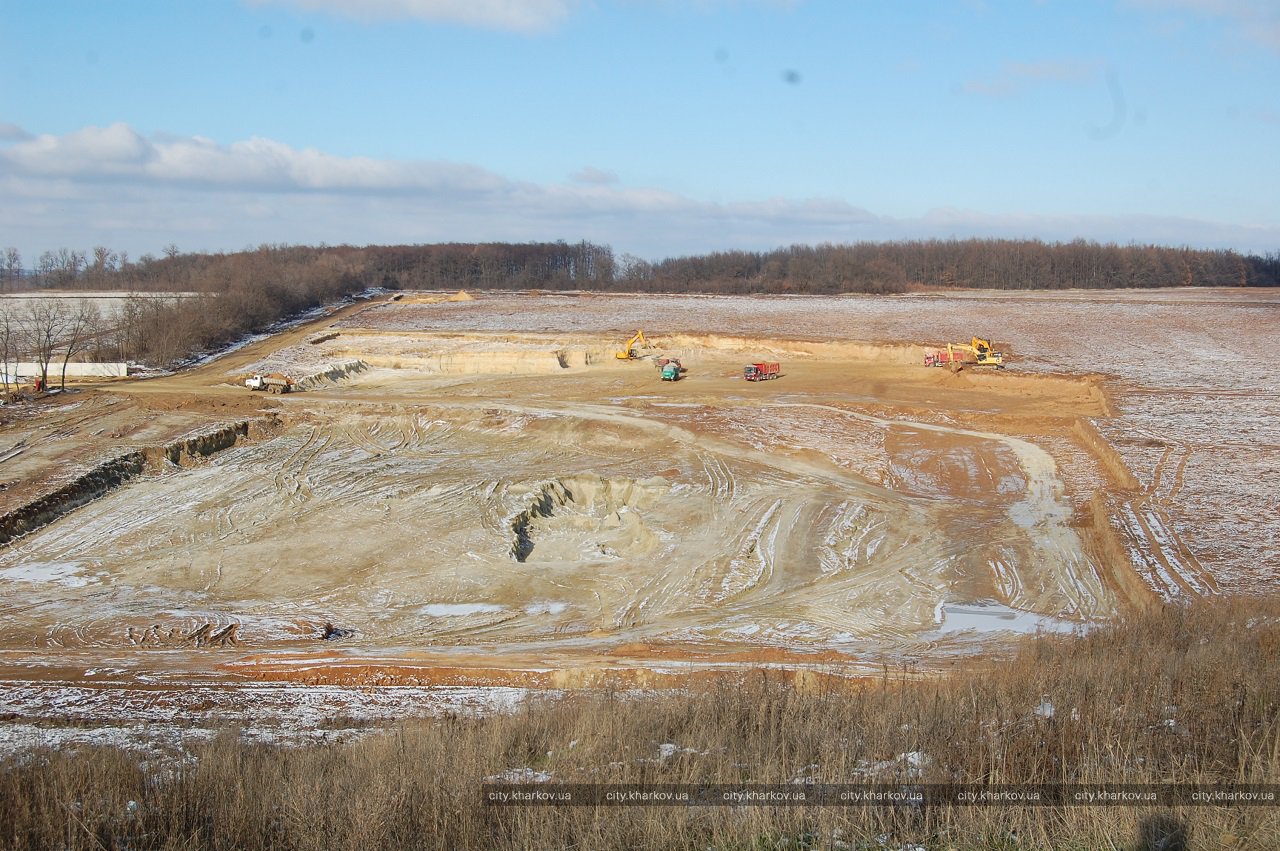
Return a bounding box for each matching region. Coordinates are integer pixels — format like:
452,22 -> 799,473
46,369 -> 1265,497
1,123 -> 1275,260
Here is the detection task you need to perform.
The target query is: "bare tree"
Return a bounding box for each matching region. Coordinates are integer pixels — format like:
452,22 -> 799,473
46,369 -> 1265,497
22,298 -> 70,389
36,250 -> 57,281
53,248 -> 86,286
91,246 -> 117,277
0,301 -> 16,391
2,248 -> 21,293
58,299 -> 102,389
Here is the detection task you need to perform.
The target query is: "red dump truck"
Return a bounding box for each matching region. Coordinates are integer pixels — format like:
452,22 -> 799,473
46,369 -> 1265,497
743,362 -> 780,381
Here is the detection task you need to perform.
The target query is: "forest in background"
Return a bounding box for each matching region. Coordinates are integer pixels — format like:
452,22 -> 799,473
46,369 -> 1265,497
0,238 -> 1276,368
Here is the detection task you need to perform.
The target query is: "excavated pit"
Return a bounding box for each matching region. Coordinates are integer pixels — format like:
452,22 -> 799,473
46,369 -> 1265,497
507,475 -> 670,562
6,289 -> 1253,708
0,398 -> 1120,664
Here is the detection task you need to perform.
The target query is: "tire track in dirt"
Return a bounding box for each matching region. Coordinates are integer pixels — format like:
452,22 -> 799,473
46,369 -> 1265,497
1165,447 -> 1193,505
1149,444 -> 1175,495
1124,439 -> 1216,599
764,401 -> 1112,620
388,397 -> 1112,633
274,425 -> 320,505
436,398 -> 1060,638
699,452 -> 735,502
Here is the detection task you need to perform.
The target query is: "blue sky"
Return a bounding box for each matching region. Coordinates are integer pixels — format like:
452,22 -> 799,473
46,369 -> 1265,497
1,0 -> 1277,262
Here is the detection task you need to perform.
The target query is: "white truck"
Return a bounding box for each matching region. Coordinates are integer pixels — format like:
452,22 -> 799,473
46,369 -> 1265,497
244,373 -> 295,394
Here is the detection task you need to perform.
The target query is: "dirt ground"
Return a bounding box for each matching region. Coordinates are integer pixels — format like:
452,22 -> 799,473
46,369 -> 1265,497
0,288 -> 1274,733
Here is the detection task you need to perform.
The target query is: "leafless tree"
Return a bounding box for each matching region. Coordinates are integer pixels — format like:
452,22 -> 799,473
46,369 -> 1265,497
53,248 -> 85,286
90,246 -> 117,277
0,301 -> 16,391
2,248 -> 21,293
57,299 -> 102,389
22,298 -> 70,389
36,251 -> 57,281
116,292 -> 147,362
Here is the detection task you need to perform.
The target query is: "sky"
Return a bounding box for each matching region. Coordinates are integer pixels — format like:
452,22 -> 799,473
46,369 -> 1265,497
1,0 -> 1278,263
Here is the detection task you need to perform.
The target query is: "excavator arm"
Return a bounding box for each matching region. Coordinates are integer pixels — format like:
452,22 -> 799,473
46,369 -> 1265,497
946,339 -> 1003,366
616,330 -> 649,360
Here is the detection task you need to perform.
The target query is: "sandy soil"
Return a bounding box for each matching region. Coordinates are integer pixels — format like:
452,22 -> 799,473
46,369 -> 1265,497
0,288 -> 1273,734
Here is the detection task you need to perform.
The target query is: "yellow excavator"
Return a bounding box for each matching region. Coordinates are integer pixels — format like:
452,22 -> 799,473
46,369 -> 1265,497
964,336 -> 1003,367
925,336 -> 1005,369
615,330 -> 651,360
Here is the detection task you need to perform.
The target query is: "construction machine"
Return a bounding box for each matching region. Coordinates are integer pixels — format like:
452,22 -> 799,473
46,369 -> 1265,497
744,362 -> 781,381
924,336 -> 1005,369
615,330 -> 651,360
656,357 -> 684,381
245,373 -> 296,394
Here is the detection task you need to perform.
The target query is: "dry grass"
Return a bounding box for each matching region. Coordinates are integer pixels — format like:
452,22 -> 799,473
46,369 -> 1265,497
2,596 -> 1278,850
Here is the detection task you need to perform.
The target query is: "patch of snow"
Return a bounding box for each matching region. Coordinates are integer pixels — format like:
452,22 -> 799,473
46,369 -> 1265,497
932,601 -> 1078,636
0,561 -> 93,588
895,751 -> 932,776
485,767 -> 552,783
656,742 -> 705,760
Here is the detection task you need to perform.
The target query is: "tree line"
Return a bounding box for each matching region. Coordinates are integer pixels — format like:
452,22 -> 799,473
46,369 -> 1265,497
629,239 -> 1280,294
0,238 -> 1275,370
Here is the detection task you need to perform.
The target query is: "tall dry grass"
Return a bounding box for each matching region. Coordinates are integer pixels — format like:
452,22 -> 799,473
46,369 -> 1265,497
1,596 -> 1277,850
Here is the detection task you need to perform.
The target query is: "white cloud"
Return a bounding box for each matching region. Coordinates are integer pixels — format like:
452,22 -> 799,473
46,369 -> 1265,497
0,123 -> 509,194
1,122 -> 1275,260
247,0 -> 576,32
1125,0 -> 1280,51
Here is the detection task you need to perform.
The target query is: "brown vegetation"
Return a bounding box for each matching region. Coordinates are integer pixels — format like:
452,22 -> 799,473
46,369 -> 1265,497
2,596 -> 1277,850
3,237 -> 1278,368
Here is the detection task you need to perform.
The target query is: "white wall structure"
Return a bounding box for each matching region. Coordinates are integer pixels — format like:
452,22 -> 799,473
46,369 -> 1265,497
0,291 -> 200,321
3,362 -> 128,380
